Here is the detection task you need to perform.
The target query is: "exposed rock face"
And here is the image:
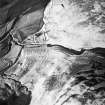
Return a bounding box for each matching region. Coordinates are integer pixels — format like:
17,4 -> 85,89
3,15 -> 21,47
0,75 -> 31,105
0,0 -> 105,105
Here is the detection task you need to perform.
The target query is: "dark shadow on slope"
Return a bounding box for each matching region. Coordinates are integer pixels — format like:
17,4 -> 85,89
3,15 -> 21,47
0,76 -> 32,105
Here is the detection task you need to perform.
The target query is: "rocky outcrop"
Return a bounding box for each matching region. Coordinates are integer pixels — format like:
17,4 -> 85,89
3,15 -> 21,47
0,75 -> 31,105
